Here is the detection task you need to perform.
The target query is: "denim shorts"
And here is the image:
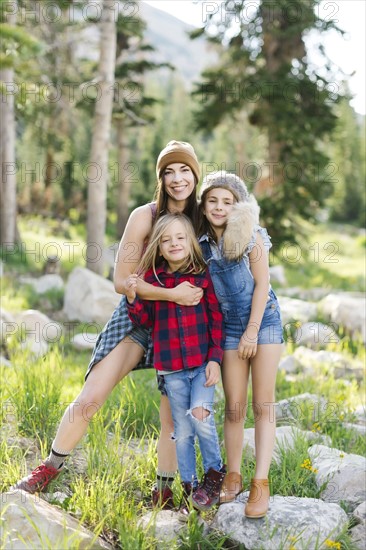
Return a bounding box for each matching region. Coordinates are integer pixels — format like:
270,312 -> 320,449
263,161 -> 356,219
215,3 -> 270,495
223,297 -> 284,350
128,324 -> 150,353
157,372 -> 168,396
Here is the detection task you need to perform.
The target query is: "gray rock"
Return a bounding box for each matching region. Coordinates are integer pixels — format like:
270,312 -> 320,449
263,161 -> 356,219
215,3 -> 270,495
269,265 -> 287,286
71,333 -> 99,351
319,292 -> 366,343
278,355 -> 302,374
293,347 -> 363,380
19,274 -> 64,294
342,422 -> 366,435
1,491 -> 111,549
353,501 -> 366,524
138,510 -> 208,545
0,308 -> 17,345
211,493 -> 348,549
63,267 -> 120,325
350,524 -> 366,550
17,310 -> 62,343
294,322 -> 340,347
276,296 -> 317,326
354,405 -> 366,425
0,355 -> 11,366
308,444 -> 366,510
276,393 -> 327,423
243,426 -> 331,464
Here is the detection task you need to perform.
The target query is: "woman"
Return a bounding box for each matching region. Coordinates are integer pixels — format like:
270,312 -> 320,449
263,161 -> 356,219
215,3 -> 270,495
13,141 -> 204,509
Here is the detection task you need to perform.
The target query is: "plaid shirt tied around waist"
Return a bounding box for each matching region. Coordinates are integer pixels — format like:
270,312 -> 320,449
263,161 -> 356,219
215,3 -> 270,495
127,264 -> 224,372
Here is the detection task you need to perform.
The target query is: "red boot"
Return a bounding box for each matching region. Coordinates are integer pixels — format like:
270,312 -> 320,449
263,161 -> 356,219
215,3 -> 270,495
151,485 -> 175,510
190,467 -> 226,511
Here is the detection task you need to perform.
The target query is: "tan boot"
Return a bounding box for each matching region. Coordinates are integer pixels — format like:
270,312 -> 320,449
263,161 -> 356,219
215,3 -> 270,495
244,479 -> 270,518
219,472 -> 243,504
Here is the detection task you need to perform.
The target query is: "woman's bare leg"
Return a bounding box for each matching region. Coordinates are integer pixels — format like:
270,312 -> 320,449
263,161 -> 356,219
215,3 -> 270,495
53,338 -> 145,451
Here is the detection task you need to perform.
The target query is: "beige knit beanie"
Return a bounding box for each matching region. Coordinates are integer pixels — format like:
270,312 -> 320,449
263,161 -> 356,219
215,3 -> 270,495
156,140 -> 200,182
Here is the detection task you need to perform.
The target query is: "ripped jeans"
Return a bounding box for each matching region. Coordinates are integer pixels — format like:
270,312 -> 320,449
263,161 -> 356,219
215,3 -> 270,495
163,364 -> 223,485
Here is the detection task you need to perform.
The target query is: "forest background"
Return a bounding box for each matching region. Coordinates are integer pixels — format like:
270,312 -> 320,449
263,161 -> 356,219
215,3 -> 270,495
1,0 -> 365,277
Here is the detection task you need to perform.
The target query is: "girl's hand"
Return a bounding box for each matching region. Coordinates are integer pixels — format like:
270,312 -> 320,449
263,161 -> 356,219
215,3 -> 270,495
170,281 -> 203,306
238,326 -> 258,360
126,274 -> 139,303
204,361 -> 220,386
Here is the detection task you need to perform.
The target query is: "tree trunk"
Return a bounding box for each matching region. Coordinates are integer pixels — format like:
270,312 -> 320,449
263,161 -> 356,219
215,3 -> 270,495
0,3 -> 17,246
86,0 -> 117,274
116,118 -> 132,238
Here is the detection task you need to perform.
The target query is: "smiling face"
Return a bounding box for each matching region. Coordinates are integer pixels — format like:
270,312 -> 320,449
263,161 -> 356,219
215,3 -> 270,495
163,163 -> 196,208
203,187 -> 236,239
159,219 -> 190,271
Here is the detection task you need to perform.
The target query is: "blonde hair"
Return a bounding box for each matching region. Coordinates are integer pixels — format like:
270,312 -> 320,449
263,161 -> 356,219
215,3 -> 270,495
138,213 -> 206,283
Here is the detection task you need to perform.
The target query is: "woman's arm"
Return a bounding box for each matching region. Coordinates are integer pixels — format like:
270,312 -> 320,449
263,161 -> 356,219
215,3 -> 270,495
238,232 -> 270,359
114,204 -> 203,305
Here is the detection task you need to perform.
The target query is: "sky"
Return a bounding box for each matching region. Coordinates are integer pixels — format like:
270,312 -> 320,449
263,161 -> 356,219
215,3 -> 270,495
143,0 -> 365,115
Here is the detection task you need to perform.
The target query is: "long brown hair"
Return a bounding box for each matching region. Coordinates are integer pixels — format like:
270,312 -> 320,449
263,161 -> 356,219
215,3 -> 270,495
138,213 -> 206,283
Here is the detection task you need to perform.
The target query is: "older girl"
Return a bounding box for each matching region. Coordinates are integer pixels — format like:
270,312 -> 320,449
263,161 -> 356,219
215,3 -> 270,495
198,171 -> 284,518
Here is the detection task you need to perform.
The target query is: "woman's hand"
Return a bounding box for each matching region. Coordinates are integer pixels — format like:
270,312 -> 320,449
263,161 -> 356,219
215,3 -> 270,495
170,281 -> 203,306
126,274 -> 139,304
204,361 -> 220,387
238,324 -> 259,360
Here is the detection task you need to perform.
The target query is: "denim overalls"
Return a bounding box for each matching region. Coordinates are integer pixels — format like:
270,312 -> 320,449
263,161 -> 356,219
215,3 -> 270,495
199,227 -> 284,349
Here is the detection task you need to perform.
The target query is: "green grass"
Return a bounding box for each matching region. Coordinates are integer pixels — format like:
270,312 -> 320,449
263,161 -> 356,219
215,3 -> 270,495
275,222 -> 365,292
1,218 -> 365,548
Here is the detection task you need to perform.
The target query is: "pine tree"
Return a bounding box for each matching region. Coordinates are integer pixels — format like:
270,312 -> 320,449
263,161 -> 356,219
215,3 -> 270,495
191,0 -> 344,246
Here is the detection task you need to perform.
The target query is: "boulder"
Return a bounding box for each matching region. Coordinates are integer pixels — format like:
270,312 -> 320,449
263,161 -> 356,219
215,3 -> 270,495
138,510 -> 208,544
350,524 -> 366,550
19,274 -> 64,294
319,292 -> 366,343
294,322 -> 340,347
0,309 -> 17,345
276,393 -> 327,423
63,267 -> 120,326
0,355 -> 11,366
278,355 -> 302,374
308,444 -> 366,510
293,347 -> 364,380
211,493 -> 347,549
276,296 -> 318,326
342,422 -> 366,435
243,426 -> 331,463
1,491 -> 111,549
17,310 -> 62,343
352,501 -> 366,524
269,265 -> 287,286
71,333 -> 99,351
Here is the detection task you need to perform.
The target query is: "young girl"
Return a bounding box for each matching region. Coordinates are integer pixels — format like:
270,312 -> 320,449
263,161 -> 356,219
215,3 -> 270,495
13,141 -> 204,510
198,171 -> 284,518
126,213 -> 226,513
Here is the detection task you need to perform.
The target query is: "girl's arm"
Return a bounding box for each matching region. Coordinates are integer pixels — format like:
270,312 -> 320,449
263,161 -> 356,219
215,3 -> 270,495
126,274 -> 154,328
238,232 -> 270,360
113,205 -> 203,305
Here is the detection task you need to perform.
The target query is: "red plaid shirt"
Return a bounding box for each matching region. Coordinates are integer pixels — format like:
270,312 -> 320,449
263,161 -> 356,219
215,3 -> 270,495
127,263 -> 224,372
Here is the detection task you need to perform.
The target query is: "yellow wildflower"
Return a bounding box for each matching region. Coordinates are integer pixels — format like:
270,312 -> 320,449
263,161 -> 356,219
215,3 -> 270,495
325,540 -> 341,549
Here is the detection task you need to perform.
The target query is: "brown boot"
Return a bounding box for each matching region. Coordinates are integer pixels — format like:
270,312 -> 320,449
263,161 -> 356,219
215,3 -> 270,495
244,479 -> 270,518
219,472 -> 243,504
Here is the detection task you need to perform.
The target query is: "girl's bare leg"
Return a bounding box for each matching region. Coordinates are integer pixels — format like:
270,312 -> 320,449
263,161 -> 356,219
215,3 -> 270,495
251,344 -> 282,479
221,350 -> 250,473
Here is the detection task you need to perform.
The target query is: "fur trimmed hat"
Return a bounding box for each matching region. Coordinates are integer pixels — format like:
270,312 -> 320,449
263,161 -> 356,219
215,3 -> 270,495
156,140 -> 200,182
200,171 -> 260,261
199,170 -> 249,202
